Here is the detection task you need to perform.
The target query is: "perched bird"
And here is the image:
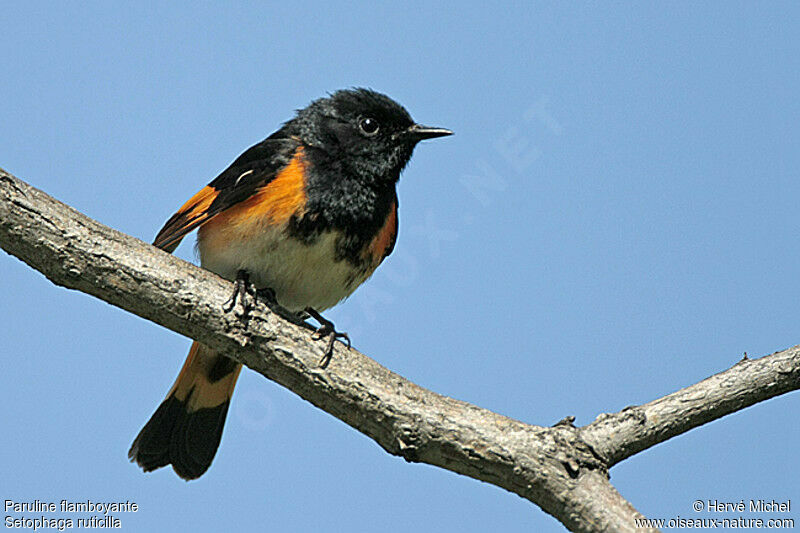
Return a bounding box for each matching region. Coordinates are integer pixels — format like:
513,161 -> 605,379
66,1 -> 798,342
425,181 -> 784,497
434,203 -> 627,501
128,88 -> 452,480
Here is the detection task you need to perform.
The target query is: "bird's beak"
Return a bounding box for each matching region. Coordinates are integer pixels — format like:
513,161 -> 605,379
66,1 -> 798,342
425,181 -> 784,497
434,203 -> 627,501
407,124 -> 453,140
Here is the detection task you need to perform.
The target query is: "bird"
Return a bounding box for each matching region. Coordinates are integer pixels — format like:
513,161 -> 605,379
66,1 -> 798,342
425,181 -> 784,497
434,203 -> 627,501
128,88 -> 452,480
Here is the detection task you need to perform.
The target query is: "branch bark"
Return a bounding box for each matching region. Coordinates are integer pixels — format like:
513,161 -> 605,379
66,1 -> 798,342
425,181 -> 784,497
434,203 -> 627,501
2,167 -> 798,533
581,347 -> 800,467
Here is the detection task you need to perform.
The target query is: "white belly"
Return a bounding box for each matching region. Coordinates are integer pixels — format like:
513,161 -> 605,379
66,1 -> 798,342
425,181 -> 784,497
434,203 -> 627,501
197,224 -> 370,313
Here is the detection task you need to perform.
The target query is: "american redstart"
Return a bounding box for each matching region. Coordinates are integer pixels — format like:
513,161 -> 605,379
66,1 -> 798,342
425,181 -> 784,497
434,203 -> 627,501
128,88 -> 452,479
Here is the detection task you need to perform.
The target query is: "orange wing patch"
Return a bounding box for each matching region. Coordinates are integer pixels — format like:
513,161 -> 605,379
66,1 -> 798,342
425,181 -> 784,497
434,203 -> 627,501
153,185 -> 219,252
200,148 -> 308,238
153,147 -> 308,254
366,201 -> 398,265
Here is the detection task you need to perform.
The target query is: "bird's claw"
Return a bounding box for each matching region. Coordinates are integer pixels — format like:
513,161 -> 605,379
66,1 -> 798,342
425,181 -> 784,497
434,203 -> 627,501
305,307 -> 351,368
223,270 -> 258,316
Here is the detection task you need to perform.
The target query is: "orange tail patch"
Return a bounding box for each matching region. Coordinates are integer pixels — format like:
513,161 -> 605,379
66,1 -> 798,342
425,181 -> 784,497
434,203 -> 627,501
129,342 -> 242,480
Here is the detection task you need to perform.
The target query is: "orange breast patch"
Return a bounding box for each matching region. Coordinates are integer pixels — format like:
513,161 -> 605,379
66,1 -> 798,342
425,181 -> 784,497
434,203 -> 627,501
366,201 -> 397,265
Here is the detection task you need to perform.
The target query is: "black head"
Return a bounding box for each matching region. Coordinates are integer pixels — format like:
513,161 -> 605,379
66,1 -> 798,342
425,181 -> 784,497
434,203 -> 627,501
289,88 -> 452,185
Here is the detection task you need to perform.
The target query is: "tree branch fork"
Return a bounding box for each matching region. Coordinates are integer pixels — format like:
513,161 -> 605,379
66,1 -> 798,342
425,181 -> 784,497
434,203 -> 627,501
2,168 -> 798,533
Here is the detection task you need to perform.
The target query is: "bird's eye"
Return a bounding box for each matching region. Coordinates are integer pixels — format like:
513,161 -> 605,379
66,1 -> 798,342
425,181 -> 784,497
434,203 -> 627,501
358,117 -> 380,136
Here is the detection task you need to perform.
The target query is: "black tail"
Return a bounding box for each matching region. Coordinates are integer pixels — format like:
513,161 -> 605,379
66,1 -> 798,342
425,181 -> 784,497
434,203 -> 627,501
128,342 -> 241,480
128,393 -> 232,480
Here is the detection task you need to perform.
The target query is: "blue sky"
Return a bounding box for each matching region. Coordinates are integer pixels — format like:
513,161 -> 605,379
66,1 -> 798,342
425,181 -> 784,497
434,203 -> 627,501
2,2 -> 798,532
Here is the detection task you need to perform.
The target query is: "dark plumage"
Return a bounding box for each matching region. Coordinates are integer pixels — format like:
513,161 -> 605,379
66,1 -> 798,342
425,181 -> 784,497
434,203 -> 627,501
130,88 -> 451,480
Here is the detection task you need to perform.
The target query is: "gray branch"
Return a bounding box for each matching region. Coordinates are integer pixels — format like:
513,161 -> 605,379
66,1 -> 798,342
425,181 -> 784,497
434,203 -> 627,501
582,346 -> 800,467
2,167 -> 798,533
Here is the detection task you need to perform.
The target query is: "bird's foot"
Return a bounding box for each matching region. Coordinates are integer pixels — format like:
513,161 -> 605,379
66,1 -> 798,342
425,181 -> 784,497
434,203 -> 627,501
223,270 -> 258,316
223,271 -> 288,318
304,307 -> 351,368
